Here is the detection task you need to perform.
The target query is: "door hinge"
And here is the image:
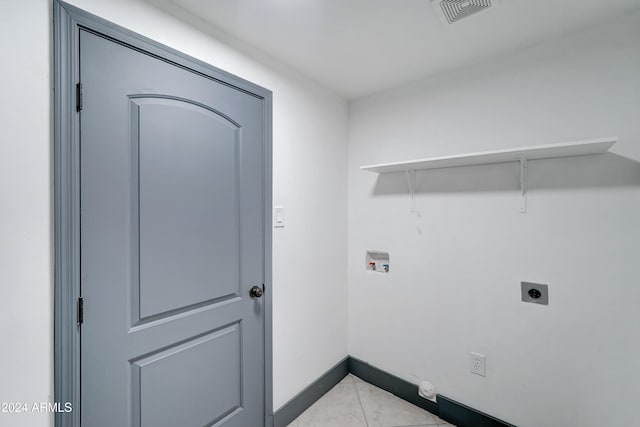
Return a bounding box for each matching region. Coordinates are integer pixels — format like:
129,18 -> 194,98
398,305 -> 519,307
77,297 -> 84,325
76,82 -> 83,112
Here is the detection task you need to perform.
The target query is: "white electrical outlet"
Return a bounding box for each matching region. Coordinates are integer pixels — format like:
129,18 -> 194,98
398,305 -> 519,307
470,352 -> 486,377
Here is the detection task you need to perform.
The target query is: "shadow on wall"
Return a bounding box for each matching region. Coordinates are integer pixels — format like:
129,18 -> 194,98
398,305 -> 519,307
371,153 -> 640,196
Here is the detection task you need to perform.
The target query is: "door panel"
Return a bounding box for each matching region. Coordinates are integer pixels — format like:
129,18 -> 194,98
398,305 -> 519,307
80,29 -> 265,427
134,97 -> 241,320
132,322 -> 242,427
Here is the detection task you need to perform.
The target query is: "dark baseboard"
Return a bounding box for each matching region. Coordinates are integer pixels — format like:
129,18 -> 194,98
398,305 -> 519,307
438,395 -> 516,427
273,355 -> 515,427
348,356 -> 439,415
273,357 -> 349,427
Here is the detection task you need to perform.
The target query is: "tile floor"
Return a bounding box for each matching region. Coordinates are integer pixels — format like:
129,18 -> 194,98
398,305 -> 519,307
287,374 -> 456,427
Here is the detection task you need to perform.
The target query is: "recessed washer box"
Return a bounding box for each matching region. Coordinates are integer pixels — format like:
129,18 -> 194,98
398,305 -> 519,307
366,251 -> 389,273
521,282 -> 549,305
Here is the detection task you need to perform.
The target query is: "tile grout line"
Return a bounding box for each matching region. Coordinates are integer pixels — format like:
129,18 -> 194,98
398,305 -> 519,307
352,380 -> 371,427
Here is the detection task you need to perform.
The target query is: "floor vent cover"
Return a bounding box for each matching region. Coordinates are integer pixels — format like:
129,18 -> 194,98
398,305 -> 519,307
437,0 -> 492,24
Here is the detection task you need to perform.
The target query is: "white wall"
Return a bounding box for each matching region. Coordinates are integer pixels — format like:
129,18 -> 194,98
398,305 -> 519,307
0,1 -> 54,427
348,12 -> 640,427
0,1 -> 348,425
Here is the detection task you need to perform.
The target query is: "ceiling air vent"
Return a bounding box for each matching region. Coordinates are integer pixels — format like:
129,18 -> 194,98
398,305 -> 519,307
431,0 -> 495,24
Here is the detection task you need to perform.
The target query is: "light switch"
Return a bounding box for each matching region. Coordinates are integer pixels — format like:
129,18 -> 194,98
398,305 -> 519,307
274,206 -> 285,228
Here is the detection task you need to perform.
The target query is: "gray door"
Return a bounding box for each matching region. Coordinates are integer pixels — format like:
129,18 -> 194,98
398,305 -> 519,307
80,29 -> 266,427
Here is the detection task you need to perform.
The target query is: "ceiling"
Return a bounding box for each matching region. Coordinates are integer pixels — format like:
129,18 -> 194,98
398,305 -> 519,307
149,0 -> 640,99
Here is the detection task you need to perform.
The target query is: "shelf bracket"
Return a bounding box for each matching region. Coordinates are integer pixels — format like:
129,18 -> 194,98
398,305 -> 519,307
519,156 -> 528,213
405,169 -> 416,212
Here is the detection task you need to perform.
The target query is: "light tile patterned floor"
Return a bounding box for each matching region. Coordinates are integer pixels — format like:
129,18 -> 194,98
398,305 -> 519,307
287,374 -> 456,427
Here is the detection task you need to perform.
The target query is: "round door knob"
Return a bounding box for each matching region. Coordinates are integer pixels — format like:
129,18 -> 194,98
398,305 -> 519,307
249,285 -> 264,298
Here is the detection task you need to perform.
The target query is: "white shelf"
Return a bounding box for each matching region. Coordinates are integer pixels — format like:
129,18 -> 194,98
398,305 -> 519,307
360,137 -> 617,174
